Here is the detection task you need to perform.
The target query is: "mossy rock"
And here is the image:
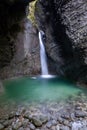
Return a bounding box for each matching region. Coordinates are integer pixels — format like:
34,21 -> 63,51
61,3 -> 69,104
27,0 -> 38,26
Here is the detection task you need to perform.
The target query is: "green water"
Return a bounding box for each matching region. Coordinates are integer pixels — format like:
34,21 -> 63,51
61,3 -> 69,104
0,76 -> 82,104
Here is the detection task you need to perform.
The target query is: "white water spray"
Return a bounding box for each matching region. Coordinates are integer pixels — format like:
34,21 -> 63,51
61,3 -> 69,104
39,31 -> 48,75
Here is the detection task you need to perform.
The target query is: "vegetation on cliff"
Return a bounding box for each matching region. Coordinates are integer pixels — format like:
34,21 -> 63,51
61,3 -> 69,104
27,0 -> 38,26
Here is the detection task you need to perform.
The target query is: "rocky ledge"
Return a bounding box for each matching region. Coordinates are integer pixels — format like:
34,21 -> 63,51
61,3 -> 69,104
0,93 -> 87,130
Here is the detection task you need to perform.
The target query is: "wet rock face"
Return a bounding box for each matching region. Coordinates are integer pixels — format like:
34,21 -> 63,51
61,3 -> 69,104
61,0 -> 87,82
0,0 -> 28,68
36,0 -> 87,82
0,0 -> 35,65
0,19 -> 40,79
0,0 -> 41,78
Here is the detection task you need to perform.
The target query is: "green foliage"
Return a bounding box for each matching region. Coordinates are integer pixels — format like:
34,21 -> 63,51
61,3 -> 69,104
27,0 -> 38,26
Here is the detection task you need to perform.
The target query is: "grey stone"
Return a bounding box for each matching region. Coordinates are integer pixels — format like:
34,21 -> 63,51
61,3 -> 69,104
4,115 -> 9,120
79,127 -> 87,130
51,116 -> 57,121
24,111 -> 31,119
81,120 -> 87,126
0,123 -> 4,130
57,117 -> 63,123
18,107 -> 26,114
72,122 -> 82,130
18,127 -> 24,130
15,111 -> 21,116
25,128 -> 30,130
5,127 -> 12,130
39,115 -> 48,123
75,110 -> 87,117
60,125 -> 69,130
31,117 -> 42,127
63,120 -> 69,126
75,106 -> 81,110
61,113 -> 70,119
22,119 -> 29,126
46,121 -> 52,128
71,113 -> 75,120
0,120 -> 4,124
8,119 -> 13,125
51,126 -> 56,130
3,120 -> 9,126
9,111 -> 15,118
56,125 -> 60,130
29,123 -> 35,130
51,120 -> 57,125
12,121 -> 22,129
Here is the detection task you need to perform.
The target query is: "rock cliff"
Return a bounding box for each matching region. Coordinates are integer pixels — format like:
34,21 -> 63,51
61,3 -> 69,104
0,0 -> 87,84
0,0 -> 40,79
35,0 -> 87,83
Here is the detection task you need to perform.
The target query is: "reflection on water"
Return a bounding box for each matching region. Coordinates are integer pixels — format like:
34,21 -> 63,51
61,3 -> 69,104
0,77 -> 82,105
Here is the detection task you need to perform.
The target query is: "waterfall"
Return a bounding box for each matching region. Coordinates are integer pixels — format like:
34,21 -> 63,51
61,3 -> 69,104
39,31 -> 49,75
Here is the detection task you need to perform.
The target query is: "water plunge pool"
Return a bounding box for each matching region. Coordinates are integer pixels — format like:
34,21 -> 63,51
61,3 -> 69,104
1,76 -> 83,104
0,76 -> 87,129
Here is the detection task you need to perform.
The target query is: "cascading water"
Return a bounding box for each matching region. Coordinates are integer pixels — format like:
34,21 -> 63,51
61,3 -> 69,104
38,30 -> 56,78
31,30 -> 56,79
39,31 -> 49,75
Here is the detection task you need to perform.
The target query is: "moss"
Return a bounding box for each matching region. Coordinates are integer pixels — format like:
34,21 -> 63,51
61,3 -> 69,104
27,0 -> 38,26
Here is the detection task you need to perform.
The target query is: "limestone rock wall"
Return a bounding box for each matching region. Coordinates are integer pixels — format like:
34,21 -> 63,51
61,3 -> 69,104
35,0 -> 87,83
61,0 -> 87,82
0,0 -> 41,79
0,19 -> 40,79
61,0 -> 87,64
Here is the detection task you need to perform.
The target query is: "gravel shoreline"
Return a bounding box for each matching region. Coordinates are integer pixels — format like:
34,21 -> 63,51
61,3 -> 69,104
0,93 -> 87,130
